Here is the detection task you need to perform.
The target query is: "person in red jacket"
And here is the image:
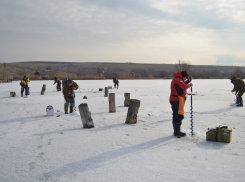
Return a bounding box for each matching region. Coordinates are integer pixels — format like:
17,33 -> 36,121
169,71 -> 193,137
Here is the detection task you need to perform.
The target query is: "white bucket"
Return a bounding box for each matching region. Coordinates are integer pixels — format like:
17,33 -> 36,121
46,105 -> 54,116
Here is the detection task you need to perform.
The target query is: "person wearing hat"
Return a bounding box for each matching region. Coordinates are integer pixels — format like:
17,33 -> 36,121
20,76 -> 30,97
53,77 -> 61,91
230,76 -> 245,107
63,79 -> 79,114
169,71 -> 193,137
62,77 -> 69,89
113,77 -> 119,89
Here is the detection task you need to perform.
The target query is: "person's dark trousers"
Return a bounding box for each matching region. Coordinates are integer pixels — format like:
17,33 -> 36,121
21,86 -> 27,96
236,94 -> 239,104
65,96 -> 75,113
57,83 -> 61,91
237,94 -> 243,106
65,96 -> 75,106
170,100 -> 184,132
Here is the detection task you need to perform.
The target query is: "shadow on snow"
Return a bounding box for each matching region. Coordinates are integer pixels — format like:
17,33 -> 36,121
38,136 -> 174,180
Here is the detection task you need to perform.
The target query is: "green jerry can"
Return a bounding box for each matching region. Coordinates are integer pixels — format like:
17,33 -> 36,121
206,126 -> 232,143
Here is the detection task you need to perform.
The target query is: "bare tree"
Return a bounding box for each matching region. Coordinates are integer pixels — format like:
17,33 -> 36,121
130,68 -> 148,77
34,71 -> 41,76
46,65 -> 52,70
97,67 -> 104,74
174,60 -> 191,72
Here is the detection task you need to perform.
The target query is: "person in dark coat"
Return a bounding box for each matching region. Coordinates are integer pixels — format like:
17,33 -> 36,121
230,76 -> 245,107
63,79 -> 79,114
169,71 -> 193,137
53,77 -> 61,91
113,77 -> 119,89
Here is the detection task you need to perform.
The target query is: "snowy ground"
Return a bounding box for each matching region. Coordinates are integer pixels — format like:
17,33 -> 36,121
0,79 -> 245,182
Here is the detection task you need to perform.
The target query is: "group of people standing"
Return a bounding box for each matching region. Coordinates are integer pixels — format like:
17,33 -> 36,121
20,72 -> 244,137
19,76 -> 120,114
19,76 -> 79,114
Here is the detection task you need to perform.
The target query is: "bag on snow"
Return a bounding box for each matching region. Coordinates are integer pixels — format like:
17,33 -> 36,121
206,126 -> 232,143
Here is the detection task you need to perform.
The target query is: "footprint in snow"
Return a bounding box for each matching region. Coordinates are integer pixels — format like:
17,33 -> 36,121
28,162 -> 35,171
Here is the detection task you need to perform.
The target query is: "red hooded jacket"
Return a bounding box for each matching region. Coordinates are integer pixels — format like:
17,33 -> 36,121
170,71 -> 190,101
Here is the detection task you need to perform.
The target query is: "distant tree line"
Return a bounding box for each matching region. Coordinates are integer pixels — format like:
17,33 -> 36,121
5,61 -> 245,80
37,61 -> 245,79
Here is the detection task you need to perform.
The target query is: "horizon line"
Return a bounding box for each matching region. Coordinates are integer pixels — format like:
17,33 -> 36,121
1,61 -> 244,67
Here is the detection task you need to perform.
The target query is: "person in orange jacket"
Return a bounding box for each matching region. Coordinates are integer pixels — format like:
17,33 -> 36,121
169,71 -> 193,137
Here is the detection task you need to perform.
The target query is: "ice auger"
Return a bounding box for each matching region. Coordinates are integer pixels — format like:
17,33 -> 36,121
190,87 -> 194,136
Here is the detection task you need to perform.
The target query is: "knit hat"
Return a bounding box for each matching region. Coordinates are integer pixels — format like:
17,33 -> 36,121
230,76 -> 236,80
230,76 -> 236,83
181,71 -> 189,78
67,79 -> 72,84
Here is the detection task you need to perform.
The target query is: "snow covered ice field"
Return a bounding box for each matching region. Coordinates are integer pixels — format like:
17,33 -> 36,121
0,79 -> 245,182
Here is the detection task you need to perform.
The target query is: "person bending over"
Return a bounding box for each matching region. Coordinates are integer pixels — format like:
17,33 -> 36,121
63,79 -> 79,114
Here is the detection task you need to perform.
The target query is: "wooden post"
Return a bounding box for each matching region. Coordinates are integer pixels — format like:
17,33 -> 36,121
78,103 -> 94,128
104,87 -> 108,97
109,93 -> 116,112
40,84 -> 46,95
124,93 -> 130,107
125,99 -> 140,124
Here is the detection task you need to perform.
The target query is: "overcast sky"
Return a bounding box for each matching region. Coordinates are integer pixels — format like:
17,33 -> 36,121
1,0 -> 245,65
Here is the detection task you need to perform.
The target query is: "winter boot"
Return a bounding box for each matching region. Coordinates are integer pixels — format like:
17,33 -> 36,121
64,105 -> 68,114
174,124 -> 186,137
70,106 -> 74,113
